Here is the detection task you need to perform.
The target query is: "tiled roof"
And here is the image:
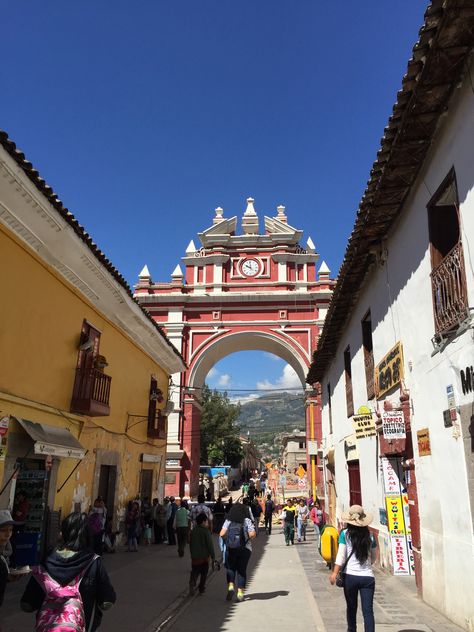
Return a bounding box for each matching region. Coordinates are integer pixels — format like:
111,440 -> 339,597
307,0 -> 474,384
0,129 -> 185,366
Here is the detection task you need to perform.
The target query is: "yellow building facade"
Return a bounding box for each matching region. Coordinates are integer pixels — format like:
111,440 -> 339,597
0,131 -> 185,551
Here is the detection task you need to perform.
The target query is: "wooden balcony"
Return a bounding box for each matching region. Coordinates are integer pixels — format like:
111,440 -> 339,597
147,411 -> 167,440
431,242 -> 469,335
71,367 -> 111,417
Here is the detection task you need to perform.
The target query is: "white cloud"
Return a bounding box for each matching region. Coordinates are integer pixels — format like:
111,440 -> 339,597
218,373 -> 231,387
230,393 -> 260,405
256,364 -> 301,391
263,352 -> 282,362
207,367 -> 217,379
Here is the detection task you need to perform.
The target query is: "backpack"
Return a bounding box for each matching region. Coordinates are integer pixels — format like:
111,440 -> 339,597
226,521 -> 246,549
33,555 -> 98,632
87,512 -> 103,536
265,500 -> 274,515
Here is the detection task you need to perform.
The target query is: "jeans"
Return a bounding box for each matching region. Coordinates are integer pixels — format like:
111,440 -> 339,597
190,561 -> 209,593
297,519 -> 307,541
313,523 -> 320,548
344,574 -> 375,632
176,526 -> 189,556
283,522 -> 295,544
264,514 -> 272,534
226,547 -> 251,589
154,521 -> 165,544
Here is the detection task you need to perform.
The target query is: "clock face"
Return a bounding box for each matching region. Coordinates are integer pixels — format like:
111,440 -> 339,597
241,258 -> 260,277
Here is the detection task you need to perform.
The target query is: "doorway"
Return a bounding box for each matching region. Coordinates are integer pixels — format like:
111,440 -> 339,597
140,469 -> 153,501
98,464 -> 117,519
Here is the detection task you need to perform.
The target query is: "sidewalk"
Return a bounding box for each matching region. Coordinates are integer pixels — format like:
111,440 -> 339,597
296,529 -> 466,632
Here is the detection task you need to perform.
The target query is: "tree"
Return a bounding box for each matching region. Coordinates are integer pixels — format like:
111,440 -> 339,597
200,385 -> 243,467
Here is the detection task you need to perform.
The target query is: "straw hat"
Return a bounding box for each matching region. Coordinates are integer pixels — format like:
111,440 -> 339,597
341,505 -> 373,527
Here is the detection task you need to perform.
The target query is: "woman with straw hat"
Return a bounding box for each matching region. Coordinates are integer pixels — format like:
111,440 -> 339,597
329,505 -> 377,632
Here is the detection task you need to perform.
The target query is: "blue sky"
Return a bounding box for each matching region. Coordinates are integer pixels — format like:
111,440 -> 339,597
2,1 -> 427,397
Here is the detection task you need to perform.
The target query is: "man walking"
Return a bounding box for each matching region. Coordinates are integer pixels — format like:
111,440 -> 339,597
281,499 -> 296,545
190,494 -> 213,531
189,513 -> 215,596
167,497 -> 178,545
174,499 -> 190,557
264,494 -> 274,535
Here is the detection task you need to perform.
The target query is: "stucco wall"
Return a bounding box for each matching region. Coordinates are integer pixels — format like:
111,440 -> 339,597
319,64 -> 474,630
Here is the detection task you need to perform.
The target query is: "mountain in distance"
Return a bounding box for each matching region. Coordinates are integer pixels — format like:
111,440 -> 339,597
236,392 -> 306,460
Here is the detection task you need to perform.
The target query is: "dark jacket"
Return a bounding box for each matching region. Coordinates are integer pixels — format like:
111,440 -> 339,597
20,549 -> 116,631
0,554 -> 8,607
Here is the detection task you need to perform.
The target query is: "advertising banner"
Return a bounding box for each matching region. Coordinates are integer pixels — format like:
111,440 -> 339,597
0,415 -> 10,461
381,457 -> 401,495
352,413 -> 376,439
375,341 -> 404,398
386,495 -> 406,536
382,411 -> 406,439
390,535 -> 411,576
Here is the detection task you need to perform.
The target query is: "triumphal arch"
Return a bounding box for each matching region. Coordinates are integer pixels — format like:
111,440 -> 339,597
134,199 -> 333,497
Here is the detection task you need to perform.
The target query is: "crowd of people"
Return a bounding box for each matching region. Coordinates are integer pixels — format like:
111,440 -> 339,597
0,482 -> 377,632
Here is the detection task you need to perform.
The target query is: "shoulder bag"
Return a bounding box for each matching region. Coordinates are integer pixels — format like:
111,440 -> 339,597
335,549 -> 354,588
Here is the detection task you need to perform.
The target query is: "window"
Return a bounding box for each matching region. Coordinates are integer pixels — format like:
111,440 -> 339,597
348,461 -> 362,506
327,382 -> 333,434
299,442 -> 306,449
428,169 -> 468,335
344,346 -> 354,417
362,311 -> 375,399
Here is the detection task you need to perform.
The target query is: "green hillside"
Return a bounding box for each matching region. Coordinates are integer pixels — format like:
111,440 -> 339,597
236,392 -> 306,460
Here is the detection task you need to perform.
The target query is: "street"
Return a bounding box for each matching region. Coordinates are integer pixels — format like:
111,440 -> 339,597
1,523 -> 465,632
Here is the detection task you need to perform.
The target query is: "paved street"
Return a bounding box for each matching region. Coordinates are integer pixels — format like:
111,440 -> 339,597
0,524 -> 467,631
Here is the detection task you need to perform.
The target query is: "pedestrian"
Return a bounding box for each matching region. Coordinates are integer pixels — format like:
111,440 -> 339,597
309,501 -> 322,548
250,499 -> 262,534
213,496 -> 225,533
329,505 -> 377,632
220,502 -> 256,602
255,480 -> 261,497
152,498 -> 162,544
190,494 -> 213,531
264,494 -> 275,535
88,497 -> 106,555
280,499 -> 296,545
0,510 -> 19,614
160,497 -> 170,544
126,500 -> 140,552
167,497 -> 178,545
225,497 -> 233,514
242,482 -> 249,497
174,499 -> 190,557
296,499 -> 309,542
189,513 -> 215,596
21,512 -> 116,632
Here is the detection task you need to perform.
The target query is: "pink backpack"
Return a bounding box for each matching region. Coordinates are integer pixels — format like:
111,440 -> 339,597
33,555 -> 98,632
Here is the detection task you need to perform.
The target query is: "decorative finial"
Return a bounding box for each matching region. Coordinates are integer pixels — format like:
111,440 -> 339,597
213,206 -> 224,224
139,264 -> 151,278
242,197 -> 259,234
318,260 -> 330,278
185,240 -> 196,254
171,264 -> 183,279
306,237 -> 316,253
276,204 -> 287,224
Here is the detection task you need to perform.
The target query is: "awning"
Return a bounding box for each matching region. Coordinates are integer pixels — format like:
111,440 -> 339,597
16,418 -> 86,459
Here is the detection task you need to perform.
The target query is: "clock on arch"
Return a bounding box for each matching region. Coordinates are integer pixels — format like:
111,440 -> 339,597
241,258 -> 260,277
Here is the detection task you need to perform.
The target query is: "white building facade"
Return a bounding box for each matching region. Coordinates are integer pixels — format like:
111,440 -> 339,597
307,5 -> 474,630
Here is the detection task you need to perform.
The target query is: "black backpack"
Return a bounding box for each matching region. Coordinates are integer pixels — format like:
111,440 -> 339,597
265,500 -> 274,514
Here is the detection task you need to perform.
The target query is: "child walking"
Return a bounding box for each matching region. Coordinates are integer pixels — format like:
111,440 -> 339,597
189,513 -> 215,596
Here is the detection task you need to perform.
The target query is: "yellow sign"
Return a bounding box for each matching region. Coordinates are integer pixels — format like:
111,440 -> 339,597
386,495 -> 406,536
417,428 -> 431,456
0,414 -> 10,461
375,342 -> 404,398
296,465 -> 306,478
353,413 -> 376,439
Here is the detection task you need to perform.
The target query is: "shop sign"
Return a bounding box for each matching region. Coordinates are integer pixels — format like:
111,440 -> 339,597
307,440 -> 318,455
417,428 -> 431,456
166,459 -> 179,467
352,413 -> 376,439
386,496 -> 406,536
381,457 -> 401,495
0,415 -> 10,461
390,535 -> 411,576
375,342 -> 404,398
382,411 -> 406,439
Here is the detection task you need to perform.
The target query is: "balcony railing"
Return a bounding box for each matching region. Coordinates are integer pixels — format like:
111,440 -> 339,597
147,411 -> 167,440
364,349 -> 375,400
431,242 -> 469,335
71,367 -> 111,417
